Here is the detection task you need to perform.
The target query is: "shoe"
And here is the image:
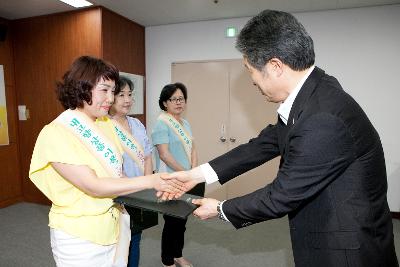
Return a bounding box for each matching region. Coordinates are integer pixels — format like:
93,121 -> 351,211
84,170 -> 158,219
174,258 -> 193,267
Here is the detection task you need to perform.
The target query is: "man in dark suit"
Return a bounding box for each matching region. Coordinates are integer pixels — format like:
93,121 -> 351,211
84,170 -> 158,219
164,10 -> 398,267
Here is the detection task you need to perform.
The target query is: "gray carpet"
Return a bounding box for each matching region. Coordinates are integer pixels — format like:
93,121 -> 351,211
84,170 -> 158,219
0,202 -> 399,267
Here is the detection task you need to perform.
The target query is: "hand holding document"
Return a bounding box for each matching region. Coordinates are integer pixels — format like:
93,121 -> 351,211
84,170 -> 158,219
192,198 -> 220,220
114,189 -> 201,219
153,169 -> 220,221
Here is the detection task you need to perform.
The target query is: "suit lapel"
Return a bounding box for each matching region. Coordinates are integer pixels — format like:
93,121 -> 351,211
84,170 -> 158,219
288,67 -> 325,126
277,116 -> 288,155
279,67 -> 325,159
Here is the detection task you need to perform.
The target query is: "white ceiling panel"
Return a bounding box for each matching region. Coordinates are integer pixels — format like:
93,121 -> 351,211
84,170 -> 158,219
0,0 -> 399,26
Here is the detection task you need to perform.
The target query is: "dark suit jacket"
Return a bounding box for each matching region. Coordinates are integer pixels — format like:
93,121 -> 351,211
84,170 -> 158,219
209,67 -> 398,267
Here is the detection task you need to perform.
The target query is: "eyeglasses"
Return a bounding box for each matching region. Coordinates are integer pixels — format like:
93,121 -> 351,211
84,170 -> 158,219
168,97 -> 186,104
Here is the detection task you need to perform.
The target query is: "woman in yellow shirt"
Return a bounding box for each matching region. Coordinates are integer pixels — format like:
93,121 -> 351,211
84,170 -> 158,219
29,56 -> 183,267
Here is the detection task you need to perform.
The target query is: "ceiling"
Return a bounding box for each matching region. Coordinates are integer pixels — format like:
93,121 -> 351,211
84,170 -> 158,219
1,0 -> 400,26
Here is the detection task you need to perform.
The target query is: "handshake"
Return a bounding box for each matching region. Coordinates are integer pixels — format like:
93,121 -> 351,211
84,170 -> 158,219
151,168 -> 222,221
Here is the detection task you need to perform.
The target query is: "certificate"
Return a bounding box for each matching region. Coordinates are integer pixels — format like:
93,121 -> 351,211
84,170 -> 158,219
114,189 -> 200,219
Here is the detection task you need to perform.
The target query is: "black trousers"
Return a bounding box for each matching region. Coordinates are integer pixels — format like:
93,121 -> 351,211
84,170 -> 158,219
161,183 -> 205,265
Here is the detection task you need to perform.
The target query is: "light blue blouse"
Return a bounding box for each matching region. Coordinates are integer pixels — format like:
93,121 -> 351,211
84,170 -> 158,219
122,117 -> 152,177
151,118 -> 192,173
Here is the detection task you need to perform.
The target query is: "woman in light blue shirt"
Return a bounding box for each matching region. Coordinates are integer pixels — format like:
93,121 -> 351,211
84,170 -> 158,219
109,76 -> 153,267
152,83 -> 205,267
152,118 -> 192,173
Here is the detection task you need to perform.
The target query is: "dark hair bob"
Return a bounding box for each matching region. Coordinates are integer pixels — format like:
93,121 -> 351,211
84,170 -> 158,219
56,55 -> 119,109
158,82 -> 187,111
115,76 -> 134,95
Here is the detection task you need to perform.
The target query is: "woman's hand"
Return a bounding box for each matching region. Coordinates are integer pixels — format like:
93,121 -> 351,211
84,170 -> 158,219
150,173 -> 186,199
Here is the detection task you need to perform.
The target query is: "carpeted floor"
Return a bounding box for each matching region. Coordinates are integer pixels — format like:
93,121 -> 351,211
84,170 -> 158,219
0,202 -> 399,267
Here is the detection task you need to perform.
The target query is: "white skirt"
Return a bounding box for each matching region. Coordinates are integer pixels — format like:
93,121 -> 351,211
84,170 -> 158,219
50,228 -> 116,267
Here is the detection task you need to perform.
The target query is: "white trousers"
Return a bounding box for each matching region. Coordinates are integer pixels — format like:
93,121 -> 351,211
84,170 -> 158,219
50,228 -> 116,267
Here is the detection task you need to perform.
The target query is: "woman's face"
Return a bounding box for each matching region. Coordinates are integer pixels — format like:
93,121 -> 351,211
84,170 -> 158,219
163,89 -> 186,116
110,84 -> 133,116
82,77 -> 115,120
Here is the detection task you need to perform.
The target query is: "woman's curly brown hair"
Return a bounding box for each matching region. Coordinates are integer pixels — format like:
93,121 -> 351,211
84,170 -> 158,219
56,56 -> 119,109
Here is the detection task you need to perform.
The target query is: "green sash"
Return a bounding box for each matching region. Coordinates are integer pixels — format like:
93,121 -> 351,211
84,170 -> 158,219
55,109 -> 130,266
111,118 -> 145,174
55,109 -> 122,177
157,112 -> 192,163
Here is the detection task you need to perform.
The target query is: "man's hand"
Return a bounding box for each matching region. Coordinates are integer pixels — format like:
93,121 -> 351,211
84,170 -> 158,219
163,171 -> 200,192
192,198 -> 220,220
151,173 -> 185,199
155,167 -> 207,200
156,169 -> 202,200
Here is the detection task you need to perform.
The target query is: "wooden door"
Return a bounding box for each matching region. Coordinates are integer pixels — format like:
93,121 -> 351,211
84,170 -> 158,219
225,61 -> 280,198
172,61 -> 229,200
172,59 -> 279,199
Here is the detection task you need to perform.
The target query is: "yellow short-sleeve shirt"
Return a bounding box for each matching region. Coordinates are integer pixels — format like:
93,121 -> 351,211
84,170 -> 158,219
29,116 -> 123,245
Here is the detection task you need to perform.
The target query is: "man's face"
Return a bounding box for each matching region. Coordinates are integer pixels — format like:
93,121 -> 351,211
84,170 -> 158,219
243,58 -> 284,103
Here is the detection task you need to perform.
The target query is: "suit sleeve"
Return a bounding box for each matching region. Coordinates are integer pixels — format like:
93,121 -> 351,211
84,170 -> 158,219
209,123 -> 280,184
222,113 -> 355,229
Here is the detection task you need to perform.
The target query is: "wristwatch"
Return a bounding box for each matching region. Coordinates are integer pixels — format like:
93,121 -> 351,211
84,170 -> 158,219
217,201 -> 228,222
